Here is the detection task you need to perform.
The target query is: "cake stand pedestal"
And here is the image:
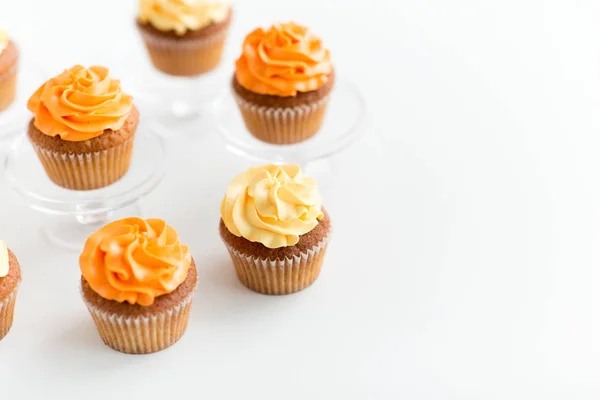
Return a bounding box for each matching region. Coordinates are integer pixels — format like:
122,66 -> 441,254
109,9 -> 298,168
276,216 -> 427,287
120,62 -> 230,139
212,77 -> 367,186
3,128 -> 167,251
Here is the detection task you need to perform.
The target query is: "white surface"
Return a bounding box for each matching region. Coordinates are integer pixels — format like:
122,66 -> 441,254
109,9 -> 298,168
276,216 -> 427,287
0,0 -> 598,398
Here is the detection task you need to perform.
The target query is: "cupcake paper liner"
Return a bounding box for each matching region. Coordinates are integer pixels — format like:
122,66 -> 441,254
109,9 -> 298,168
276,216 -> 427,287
0,63 -> 17,112
0,286 -> 19,341
223,236 -> 330,295
233,93 -> 330,145
82,289 -> 195,354
139,27 -> 228,76
31,136 -> 135,191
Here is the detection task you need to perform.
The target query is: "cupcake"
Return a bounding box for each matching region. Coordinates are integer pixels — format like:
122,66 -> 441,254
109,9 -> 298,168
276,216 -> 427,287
219,164 -> 331,295
80,218 -> 197,354
137,0 -> 232,76
27,65 -> 138,191
233,22 -> 334,145
0,241 -> 21,341
0,27 -> 18,112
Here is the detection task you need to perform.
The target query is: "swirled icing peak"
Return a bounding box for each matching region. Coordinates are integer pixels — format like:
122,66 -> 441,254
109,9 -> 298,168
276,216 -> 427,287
0,241 -> 8,278
80,218 -> 192,306
235,22 -> 333,97
0,27 -> 8,55
27,65 -> 133,142
220,164 -> 324,249
139,0 -> 231,35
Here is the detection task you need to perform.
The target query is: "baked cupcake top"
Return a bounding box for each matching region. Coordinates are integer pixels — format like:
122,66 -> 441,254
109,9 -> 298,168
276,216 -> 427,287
220,164 -> 324,249
27,65 -> 133,141
235,22 -> 333,97
79,218 -> 192,306
138,0 -> 231,35
0,27 -> 8,55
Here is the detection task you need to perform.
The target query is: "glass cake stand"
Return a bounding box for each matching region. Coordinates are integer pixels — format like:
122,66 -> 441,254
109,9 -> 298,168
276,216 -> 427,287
0,60 -> 48,147
212,77 -> 367,184
119,60 -> 231,139
3,128 -> 167,251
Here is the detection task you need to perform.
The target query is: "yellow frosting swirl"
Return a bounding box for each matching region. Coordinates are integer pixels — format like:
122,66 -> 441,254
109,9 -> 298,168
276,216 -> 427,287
220,164 -> 324,249
0,27 -> 8,55
79,218 -> 192,306
139,0 -> 231,35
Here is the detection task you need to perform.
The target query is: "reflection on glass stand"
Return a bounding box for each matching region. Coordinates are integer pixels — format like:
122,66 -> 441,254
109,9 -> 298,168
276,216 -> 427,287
3,129 -> 167,250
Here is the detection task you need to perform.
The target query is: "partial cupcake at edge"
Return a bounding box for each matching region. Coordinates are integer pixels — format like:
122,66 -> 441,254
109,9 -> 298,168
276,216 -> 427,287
233,22 -> 335,145
0,26 -> 18,112
27,65 -> 138,191
219,164 -> 331,295
79,217 -> 197,354
0,240 -> 22,341
137,0 -> 232,76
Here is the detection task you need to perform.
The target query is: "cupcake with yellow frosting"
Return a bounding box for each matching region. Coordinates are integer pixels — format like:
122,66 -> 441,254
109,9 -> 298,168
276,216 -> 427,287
233,22 -> 334,145
27,65 -> 138,191
137,0 -> 232,76
80,217 -> 197,354
0,27 -> 18,112
219,164 -> 331,295
0,241 -> 21,341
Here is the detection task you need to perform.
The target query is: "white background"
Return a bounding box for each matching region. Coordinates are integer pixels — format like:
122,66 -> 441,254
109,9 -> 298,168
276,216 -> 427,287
0,0 -> 599,398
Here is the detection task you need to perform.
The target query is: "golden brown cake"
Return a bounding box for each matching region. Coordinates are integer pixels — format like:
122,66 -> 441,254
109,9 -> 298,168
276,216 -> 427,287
0,241 -> 21,341
0,27 -> 18,112
80,218 -> 197,354
27,65 -> 137,191
137,0 -> 232,76
233,22 -> 334,145
219,164 -> 331,295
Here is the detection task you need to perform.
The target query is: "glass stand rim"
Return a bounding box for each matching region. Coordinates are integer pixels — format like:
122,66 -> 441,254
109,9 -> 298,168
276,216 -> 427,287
3,128 -> 167,217
211,76 -> 368,164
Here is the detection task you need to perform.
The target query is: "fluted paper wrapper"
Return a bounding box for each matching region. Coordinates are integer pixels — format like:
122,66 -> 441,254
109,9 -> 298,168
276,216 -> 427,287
139,28 -> 228,76
0,63 -> 17,112
224,236 -> 329,295
0,286 -> 19,340
31,136 -> 134,191
234,94 -> 330,145
82,290 -> 195,354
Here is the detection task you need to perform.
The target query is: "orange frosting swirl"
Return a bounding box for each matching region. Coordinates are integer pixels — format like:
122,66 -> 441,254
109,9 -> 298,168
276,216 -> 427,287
27,65 -> 133,142
80,218 -> 192,307
235,22 -> 333,97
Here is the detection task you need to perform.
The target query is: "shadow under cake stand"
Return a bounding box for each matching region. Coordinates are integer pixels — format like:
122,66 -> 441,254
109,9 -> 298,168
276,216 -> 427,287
212,77 -> 367,184
3,129 -> 167,250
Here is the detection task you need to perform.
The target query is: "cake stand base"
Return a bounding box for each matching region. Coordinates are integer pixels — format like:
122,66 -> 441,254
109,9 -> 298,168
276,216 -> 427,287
4,126 -> 167,251
43,203 -> 142,251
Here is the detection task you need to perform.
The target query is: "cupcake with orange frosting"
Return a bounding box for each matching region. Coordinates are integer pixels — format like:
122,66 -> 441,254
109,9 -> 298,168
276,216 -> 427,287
0,241 -> 21,341
80,217 -> 197,354
27,65 -> 138,191
219,164 -> 331,295
0,27 -> 18,112
137,0 -> 232,76
233,22 -> 334,145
